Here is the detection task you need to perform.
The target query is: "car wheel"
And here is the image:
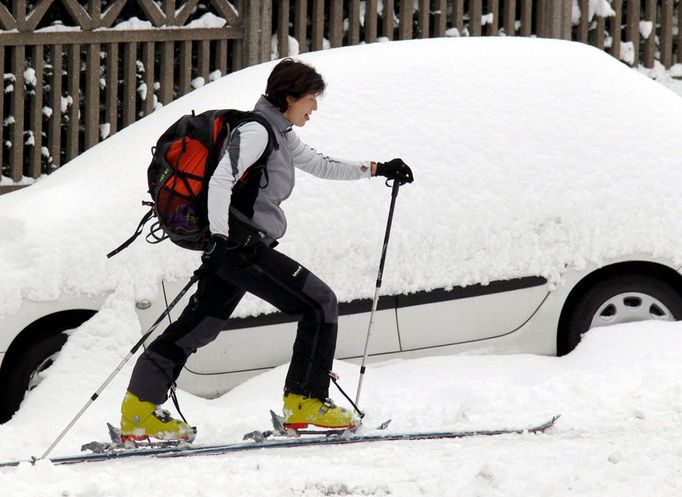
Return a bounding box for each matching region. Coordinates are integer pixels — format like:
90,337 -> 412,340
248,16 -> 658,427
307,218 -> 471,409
0,332 -> 68,423
558,272 -> 682,355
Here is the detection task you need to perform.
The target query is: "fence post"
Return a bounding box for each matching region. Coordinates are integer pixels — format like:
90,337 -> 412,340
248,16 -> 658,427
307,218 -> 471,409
260,0 -> 273,62
625,0 -> 642,61
660,0 -> 674,68
546,0 -> 572,40
243,0 -> 266,67
562,0 -> 573,39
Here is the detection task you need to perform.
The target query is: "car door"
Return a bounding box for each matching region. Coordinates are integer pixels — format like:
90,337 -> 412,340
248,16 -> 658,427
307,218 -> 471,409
395,276 -> 549,351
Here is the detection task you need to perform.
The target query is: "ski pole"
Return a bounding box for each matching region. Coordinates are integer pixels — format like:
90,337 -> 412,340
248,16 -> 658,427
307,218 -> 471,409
38,270 -> 201,461
355,179 -> 401,408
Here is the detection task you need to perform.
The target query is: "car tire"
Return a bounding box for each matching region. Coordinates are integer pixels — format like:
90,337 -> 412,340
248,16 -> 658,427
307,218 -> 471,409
0,332 -> 68,423
557,273 -> 682,355
558,272 -> 682,355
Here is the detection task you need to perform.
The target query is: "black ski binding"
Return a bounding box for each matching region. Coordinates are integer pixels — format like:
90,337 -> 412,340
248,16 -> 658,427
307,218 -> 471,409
81,423 -> 196,454
242,410 -> 392,444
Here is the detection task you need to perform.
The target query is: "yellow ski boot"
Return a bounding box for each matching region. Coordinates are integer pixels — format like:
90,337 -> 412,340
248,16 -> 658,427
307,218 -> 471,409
120,391 -> 194,441
282,393 -> 359,429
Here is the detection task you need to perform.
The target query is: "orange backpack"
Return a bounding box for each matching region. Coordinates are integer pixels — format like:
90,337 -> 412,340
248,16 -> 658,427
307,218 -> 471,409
107,109 -> 275,257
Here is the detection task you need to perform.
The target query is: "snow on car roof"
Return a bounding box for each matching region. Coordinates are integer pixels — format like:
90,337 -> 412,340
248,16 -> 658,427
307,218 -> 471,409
0,37 -> 681,319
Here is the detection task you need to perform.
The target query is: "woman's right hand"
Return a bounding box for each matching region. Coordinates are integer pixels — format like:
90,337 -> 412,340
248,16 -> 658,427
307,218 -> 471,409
200,235 -> 230,275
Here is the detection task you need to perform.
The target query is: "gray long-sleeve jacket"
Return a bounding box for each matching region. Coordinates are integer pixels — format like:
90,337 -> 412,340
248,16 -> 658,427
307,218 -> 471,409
207,96 -> 371,240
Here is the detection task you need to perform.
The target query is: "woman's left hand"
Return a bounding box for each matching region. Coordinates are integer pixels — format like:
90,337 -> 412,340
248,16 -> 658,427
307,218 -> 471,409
374,158 -> 414,184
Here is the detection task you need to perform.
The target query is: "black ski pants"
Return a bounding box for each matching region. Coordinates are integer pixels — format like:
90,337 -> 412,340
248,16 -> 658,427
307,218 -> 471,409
127,241 -> 339,405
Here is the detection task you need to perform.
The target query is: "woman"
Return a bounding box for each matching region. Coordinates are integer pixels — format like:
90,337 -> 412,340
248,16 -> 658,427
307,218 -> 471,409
120,58 -> 414,441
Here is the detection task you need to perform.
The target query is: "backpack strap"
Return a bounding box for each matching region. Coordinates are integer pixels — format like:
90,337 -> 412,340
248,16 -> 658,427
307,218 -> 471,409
225,114 -> 278,226
106,202 -> 156,258
234,113 -> 279,158
233,113 -> 278,187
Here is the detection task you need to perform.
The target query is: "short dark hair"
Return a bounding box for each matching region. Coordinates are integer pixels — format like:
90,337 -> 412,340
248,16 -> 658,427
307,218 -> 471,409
264,58 -> 326,112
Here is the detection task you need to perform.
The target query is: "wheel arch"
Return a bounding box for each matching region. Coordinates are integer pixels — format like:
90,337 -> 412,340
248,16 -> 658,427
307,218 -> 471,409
557,260 -> 682,356
0,309 -> 97,423
0,309 -> 97,375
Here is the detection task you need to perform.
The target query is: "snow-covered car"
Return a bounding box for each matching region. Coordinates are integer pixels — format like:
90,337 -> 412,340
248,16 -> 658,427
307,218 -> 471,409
1,37 -> 681,423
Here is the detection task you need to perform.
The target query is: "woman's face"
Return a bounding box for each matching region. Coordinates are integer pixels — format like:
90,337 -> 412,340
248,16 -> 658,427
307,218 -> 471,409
283,93 -> 318,127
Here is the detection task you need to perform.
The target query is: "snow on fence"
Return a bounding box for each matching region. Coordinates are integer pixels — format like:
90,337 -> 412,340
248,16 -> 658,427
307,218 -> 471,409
271,0 -> 573,54
0,0 -> 680,194
270,1 -> 680,67
574,0 -> 682,67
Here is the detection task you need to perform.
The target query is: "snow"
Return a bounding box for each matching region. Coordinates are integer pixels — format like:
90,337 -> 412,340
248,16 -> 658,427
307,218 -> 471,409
572,0 -> 582,24
587,0 -> 616,20
271,34 -> 301,59
0,36 -> 681,495
112,17 -> 153,31
638,62 -> 682,98
111,13 -> 227,31
137,82 -> 148,100
481,13 -> 495,26
100,123 -> 111,140
3,286 -> 682,495
23,68 -> 36,87
619,41 -> 635,65
0,175 -> 35,186
572,0 -> 619,23
60,95 -> 71,113
640,20 -> 654,39
1,37 -> 680,321
36,23 -> 80,33
186,13 -> 227,29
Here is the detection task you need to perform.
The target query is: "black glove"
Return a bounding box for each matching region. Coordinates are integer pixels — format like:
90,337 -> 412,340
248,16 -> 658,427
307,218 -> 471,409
200,235 -> 229,275
375,158 -> 414,184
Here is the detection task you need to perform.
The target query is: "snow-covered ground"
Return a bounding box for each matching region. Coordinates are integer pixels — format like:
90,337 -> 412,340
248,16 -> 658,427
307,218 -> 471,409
639,62 -> 682,98
2,293 -> 682,496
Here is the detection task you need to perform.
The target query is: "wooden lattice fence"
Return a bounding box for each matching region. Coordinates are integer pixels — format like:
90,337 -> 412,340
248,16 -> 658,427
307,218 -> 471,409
0,0 -> 248,193
0,1 -> 680,194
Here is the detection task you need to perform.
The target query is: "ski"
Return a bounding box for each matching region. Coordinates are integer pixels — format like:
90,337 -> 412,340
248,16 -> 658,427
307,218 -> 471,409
0,414 -> 560,468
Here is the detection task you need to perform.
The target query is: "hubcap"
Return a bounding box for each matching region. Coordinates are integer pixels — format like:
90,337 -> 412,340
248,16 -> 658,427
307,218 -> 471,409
590,292 -> 673,329
27,352 -> 59,391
